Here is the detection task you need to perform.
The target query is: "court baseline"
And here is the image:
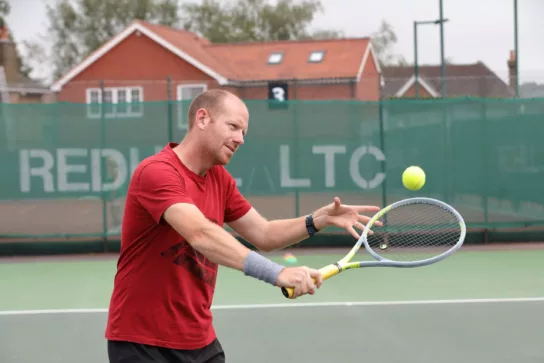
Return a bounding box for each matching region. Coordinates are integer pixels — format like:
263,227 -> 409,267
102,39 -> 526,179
2,296 -> 544,315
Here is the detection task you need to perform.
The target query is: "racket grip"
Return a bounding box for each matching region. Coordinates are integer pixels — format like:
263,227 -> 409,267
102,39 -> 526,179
281,263 -> 341,299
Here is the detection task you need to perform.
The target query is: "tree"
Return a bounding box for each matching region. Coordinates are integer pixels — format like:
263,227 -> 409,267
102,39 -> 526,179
23,0 -> 180,84
23,0 -> 343,84
0,0 -> 33,79
0,0 -> 9,22
370,19 -> 407,67
180,0 -> 342,43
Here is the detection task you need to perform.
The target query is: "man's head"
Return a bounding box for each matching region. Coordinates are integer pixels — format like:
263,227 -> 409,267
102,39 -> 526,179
185,89 -> 249,166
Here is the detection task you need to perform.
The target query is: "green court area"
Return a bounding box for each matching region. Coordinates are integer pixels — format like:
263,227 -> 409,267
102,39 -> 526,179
1,247 -> 544,363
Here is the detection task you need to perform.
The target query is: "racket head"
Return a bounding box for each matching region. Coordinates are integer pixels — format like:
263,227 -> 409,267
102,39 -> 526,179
358,197 -> 466,267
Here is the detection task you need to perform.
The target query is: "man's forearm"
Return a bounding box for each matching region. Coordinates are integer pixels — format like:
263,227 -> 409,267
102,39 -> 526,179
261,212 -> 328,251
164,203 -> 285,286
189,221 -> 285,286
189,222 -> 251,270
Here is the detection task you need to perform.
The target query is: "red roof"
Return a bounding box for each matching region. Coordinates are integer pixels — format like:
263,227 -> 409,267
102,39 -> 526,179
51,20 -> 377,91
139,20 -> 373,81
207,38 -> 371,81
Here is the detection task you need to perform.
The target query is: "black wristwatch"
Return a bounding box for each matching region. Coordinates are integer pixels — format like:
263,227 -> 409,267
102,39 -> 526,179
305,214 -> 320,237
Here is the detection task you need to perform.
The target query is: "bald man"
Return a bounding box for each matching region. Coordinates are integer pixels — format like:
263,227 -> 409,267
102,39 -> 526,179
105,89 -> 379,363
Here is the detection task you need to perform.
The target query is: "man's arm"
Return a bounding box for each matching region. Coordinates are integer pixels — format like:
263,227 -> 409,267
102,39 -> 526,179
227,207 -> 328,252
228,197 -> 379,252
163,202 -> 322,294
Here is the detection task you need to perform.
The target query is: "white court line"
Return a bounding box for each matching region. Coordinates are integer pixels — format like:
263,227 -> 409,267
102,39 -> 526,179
1,297 -> 544,316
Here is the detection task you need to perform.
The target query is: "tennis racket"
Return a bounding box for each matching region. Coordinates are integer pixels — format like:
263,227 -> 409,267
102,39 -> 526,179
281,197 -> 466,298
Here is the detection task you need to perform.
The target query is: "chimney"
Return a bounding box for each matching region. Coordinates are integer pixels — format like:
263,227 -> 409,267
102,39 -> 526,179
507,50 -> 517,92
0,25 -> 21,84
0,26 -> 7,41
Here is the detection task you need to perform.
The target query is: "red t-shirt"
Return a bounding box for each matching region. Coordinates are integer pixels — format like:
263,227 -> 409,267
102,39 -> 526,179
105,142 -> 252,350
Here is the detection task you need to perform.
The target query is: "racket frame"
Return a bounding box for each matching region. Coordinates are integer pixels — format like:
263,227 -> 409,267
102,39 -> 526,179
346,197 -> 466,269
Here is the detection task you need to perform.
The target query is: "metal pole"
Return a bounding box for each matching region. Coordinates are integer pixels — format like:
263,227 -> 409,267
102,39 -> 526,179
167,75 -> 173,141
414,22 -> 419,98
378,73 -> 387,209
514,0 -> 519,97
439,0 -> 446,97
100,80 -> 108,250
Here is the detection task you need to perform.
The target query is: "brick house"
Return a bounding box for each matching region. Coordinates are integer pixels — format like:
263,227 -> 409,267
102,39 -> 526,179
50,19 -> 381,129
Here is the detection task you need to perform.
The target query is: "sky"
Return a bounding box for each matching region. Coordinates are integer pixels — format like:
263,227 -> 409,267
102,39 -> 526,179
6,0 -> 544,85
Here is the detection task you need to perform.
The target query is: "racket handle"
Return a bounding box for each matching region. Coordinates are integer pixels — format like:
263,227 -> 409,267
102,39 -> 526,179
281,263 -> 341,299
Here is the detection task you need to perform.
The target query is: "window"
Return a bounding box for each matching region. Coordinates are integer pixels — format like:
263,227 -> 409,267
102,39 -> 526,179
87,89 -> 101,117
308,50 -> 325,63
268,52 -> 283,64
85,87 -> 144,119
177,84 -> 207,130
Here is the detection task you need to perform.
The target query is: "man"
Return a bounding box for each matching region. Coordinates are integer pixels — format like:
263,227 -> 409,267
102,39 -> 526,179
105,89 -> 379,363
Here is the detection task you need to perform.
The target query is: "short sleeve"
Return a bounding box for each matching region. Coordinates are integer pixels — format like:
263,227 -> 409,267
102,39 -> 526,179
136,161 -> 194,224
223,170 -> 252,223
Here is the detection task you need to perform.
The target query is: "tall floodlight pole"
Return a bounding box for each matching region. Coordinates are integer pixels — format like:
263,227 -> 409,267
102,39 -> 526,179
439,0 -> 446,97
514,0 -> 519,97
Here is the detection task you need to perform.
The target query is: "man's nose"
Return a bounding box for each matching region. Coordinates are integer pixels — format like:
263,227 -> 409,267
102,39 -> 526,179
234,131 -> 245,145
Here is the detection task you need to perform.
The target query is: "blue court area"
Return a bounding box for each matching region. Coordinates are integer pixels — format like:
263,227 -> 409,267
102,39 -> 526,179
1,248 -> 544,363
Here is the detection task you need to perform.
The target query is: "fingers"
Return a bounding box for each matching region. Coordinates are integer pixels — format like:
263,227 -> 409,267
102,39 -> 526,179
293,269 -> 314,298
331,196 -> 379,213
354,205 -> 381,213
308,268 -> 323,288
347,225 -> 360,240
354,221 -> 366,231
357,214 -> 383,227
287,266 -> 323,299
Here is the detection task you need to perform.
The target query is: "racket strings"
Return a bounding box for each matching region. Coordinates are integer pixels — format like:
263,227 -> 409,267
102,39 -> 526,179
366,203 -> 461,262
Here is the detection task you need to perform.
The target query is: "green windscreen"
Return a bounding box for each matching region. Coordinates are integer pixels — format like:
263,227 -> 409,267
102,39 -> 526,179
1,97 -> 543,240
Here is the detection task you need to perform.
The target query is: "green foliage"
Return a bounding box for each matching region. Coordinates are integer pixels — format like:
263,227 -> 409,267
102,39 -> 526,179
180,0 -> 342,42
370,19 -> 407,67
0,0 -> 9,25
0,0 -> 33,79
23,0 -> 180,82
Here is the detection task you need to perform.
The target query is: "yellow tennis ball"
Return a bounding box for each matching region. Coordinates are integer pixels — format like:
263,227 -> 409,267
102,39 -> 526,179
402,166 -> 426,191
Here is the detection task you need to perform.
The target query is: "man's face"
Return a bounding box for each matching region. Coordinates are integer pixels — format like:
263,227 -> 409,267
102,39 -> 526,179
199,96 -> 249,165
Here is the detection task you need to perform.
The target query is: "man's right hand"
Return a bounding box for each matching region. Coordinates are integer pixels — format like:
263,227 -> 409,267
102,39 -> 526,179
276,266 -> 323,298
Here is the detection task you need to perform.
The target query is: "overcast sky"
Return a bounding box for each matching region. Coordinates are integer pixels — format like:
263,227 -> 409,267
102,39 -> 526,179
6,0 -> 544,84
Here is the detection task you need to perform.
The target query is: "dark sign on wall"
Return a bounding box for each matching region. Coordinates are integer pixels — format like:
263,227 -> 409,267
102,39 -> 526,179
268,82 -> 289,109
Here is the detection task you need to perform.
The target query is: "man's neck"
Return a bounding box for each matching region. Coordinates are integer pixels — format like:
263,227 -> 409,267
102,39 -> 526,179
173,138 -> 212,176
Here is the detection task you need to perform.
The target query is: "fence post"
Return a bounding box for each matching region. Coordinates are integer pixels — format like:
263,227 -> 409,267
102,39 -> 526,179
292,79 -> 299,217
442,98 -> 450,203
378,75 -> 387,208
100,79 -> 108,251
167,76 -> 173,142
481,99 -> 489,226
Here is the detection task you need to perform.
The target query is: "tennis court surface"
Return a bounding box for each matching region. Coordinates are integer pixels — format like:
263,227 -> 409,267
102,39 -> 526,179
1,247 -> 544,363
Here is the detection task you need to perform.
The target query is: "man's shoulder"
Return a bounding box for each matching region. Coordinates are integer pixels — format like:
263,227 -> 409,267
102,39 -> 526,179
136,152 -> 177,174
129,154 -> 180,191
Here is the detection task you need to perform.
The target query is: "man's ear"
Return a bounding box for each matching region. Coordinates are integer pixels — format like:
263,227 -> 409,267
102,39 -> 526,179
194,108 -> 210,130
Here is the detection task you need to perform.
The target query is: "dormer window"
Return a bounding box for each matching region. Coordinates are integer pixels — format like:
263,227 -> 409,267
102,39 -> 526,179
308,50 -> 325,63
268,52 -> 283,64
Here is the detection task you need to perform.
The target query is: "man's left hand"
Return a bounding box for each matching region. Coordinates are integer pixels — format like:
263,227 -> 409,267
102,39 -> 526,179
312,197 -> 381,239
